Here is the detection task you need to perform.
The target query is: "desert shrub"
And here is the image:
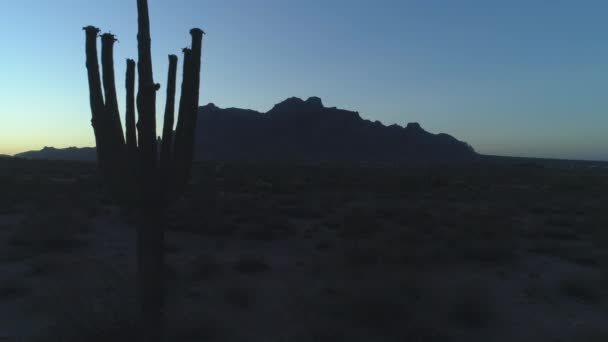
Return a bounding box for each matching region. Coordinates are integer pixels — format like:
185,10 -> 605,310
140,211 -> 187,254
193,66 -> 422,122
576,326 -> 608,342
198,220 -> 239,237
279,202 -> 324,219
168,311 -> 223,341
335,293 -> 409,334
315,240 -> 334,251
234,254 -> 270,274
339,207 -> 379,238
344,246 -> 380,267
224,287 -> 254,309
459,239 -> 517,264
241,216 -> 293,241
33,267 -> 137,342
29,256 -> 65,276
526,225 -> 581,241
395,205 -> 436,229
559,274 -> 603,302
8,211 -> 87,252
190,253 -> 223,280
322,214 -> 342,229
164,241 -> 181,254
544,215 -> 577,228
529,241 -> 599,266
447,283 -> 495,329
375,203 -> 402,220
0,277 -> 30,299
241,224 -> 276,241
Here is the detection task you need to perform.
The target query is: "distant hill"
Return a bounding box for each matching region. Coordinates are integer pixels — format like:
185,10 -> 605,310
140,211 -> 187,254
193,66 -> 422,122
15,146 -> 96,161
14,97 -> 477,162
196,97 -> 476,162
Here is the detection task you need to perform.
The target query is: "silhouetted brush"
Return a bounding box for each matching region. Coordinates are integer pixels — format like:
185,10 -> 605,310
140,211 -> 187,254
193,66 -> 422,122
82,0 -> 204,341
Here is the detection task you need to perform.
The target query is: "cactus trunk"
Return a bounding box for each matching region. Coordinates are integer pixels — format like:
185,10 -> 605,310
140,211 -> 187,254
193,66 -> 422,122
83,0 -> 205,340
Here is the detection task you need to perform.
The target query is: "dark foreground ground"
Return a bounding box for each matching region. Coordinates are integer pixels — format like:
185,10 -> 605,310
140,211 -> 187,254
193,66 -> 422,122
1,157 -> 608,341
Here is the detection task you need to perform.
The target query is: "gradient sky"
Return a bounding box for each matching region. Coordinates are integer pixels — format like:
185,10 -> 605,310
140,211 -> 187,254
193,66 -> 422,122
1,0 -> 607,160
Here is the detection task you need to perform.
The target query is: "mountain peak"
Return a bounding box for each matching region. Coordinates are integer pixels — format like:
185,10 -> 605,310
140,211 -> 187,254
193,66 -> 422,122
406,122 -> 423,131
200,103 -> 220,112
305,96 -> 323,108
269,96 -> 325,114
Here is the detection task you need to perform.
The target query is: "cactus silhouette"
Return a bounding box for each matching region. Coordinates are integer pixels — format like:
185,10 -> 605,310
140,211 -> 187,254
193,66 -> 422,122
83,0 -> 204,340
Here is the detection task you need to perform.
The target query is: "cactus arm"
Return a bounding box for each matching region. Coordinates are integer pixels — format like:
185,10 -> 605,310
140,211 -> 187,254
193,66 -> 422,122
83,26 -> 104,127
83,26 -> 105,152
172,48 -> 193,194
100,33 -> 126,148
160,54 -> 178,192
181,29 -> 204,185
125,59 -> 137,168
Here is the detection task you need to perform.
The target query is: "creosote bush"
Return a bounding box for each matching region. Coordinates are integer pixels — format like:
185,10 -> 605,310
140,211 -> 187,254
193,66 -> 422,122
8,212 -> 87,252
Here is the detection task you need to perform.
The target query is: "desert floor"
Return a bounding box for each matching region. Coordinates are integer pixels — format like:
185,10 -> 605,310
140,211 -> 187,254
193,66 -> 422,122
1,158 -> 607,341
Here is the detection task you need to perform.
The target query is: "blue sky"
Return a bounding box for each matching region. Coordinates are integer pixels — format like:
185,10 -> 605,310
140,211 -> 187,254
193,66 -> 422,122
1,0 -> 607,160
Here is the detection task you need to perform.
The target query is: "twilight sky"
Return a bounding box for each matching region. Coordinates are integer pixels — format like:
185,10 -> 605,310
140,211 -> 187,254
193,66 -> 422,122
0,0 -> 607,160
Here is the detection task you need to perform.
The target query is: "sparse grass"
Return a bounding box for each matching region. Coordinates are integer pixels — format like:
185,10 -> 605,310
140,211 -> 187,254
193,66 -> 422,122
544,215 -> 577,228
4,158 -> 608,342
234,254 -> 270,274
523,280 -> 552,303
224,287 -> 254,309
528,240 -> 568,257
529,241 -> 600,266
29,256 -> 64,276
459,239 -> 517,264
336,293 -> 409,334
576,326 -> 608,342
8,211 -> 87,253
164,241 -> 181,254
447,284 -> 494,329
322,214 -> 342,229
190,253 -> 223,280
395,205 -> 436,229
315,240 -> 334,251
339,207 -> 379,238
241,216 -> 293,241
168,310 -> 223,341
0,277 -> 30,299
280,202 -> 325,219
559,274 -> 603,302
32,267 -> 138,342
344,246 -> 380,267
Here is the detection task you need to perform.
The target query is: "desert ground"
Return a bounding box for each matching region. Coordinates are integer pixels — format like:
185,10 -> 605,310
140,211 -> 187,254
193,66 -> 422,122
1,157 -> 607,341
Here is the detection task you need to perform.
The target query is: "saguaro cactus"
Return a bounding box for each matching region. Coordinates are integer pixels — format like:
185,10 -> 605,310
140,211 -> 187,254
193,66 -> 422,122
83,1 -> 204,341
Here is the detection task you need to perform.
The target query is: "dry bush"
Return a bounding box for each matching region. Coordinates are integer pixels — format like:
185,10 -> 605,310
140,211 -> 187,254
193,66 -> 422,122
0,277 -> 30,299
339,207 -> 379,238
234,254 -> 270,274
32,265 -> 138,342
190,253 -> 223,280
224,286 -> 254,309
446,282 -> 495,329
343,246 -> 380,267
558,273 -> 603,302
8,211 -> 88,253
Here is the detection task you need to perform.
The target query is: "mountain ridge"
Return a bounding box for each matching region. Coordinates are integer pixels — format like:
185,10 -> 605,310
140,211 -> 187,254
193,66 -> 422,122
14,146 -> 97,161
12,97 -> 477,162
195,96 -> 476,162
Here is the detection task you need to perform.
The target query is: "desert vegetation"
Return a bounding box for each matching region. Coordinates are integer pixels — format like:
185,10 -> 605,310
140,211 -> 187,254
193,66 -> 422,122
1,157 -> 607,341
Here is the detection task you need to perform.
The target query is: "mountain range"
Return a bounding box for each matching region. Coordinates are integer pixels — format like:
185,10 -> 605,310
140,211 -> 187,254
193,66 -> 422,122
13,97 -> 476,162
14,146 -> 96,161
